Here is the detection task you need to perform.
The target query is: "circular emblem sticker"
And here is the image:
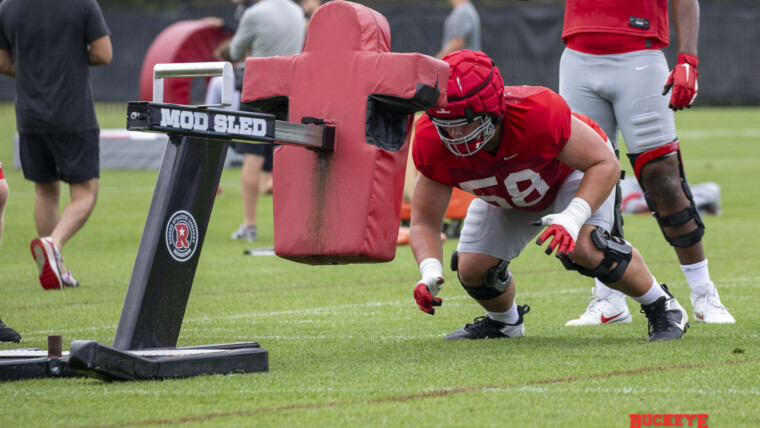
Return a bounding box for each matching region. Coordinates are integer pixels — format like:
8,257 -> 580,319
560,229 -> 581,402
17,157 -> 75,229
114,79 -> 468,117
165,210 -> 199,262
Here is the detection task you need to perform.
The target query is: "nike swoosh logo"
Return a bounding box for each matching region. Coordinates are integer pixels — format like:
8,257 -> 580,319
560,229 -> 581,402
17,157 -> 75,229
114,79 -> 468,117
665,299 -> 689,329
601,312 -> 624,323
696,312 -> 704,320
503,154 -> 518,161
677,318 -> 688,330
635,65 -> 649,71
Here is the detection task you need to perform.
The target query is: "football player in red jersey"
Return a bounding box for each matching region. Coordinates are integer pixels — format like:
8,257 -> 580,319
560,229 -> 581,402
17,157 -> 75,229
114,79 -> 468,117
410,50 -> 689,341
0,161 -> 22,343
557,0 -> 734,325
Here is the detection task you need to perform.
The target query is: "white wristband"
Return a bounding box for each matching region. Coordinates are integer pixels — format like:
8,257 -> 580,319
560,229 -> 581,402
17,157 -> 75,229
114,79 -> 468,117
565,197 -> 592,229
419,258 -> 443,279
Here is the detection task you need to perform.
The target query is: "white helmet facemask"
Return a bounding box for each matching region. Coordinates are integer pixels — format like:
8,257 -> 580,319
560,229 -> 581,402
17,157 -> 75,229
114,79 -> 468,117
430,114 -> 497,157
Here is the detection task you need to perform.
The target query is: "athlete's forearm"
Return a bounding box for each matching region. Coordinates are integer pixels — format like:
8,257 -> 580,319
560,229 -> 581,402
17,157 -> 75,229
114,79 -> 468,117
410,221 -> 444,266
574,160 -> 619,213
436,37 -> 464,60
672,0 -> 700,56
229,13 -> 258,61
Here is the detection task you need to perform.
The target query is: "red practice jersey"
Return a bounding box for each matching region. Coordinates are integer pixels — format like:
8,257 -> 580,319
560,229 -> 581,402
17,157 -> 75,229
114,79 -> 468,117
562,0 -> 669,54
413,86 -> 574,213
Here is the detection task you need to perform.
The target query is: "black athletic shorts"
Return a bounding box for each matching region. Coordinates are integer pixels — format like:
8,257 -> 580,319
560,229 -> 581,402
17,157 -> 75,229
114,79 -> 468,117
19,130 -> 100,183
235,101 -> 276,172
231,142 -> 274,172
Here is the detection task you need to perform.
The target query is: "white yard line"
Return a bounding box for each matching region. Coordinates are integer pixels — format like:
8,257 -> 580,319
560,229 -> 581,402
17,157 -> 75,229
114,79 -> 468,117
19,276 -> 760,337
678,129 -> 760,139
7,384 -> 760,398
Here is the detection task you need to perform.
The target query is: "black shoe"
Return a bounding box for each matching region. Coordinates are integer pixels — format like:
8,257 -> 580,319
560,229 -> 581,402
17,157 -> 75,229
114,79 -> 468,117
444,305 -> 530,340
640,285 -> 689,342
0,319 -> 21,343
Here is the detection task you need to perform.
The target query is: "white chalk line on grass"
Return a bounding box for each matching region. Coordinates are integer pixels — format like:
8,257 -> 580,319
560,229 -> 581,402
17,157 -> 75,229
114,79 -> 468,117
678,129 -> 760,139
8,384 -> 760,398
174,332 -> 445,341
19,276 -> 760,337
510,385 -> 760,396
20,289 -> 584,335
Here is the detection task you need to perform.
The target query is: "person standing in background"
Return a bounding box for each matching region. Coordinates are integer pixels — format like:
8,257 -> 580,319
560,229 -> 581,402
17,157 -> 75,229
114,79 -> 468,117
555,0 -> 734,325
300,0 -> 322,28
219,0 -> 305,242
436,0 -> 481,59
0,0 -> 112,290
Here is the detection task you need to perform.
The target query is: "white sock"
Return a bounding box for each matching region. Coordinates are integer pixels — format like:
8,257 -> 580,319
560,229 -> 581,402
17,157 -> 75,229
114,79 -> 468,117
486,301 -> 519,324
630,277 -> 669,305
594,278 -> 625,298
681,259 -> 711,289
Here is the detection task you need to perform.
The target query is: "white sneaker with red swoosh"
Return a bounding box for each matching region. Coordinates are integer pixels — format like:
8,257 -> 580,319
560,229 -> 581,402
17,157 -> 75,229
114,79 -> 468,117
691,281 -> 734,323
566,287 -> 632,326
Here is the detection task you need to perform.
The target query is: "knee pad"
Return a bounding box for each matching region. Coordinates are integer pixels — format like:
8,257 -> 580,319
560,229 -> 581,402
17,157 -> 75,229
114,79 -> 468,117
627,141 -> 705,248
561,228 -> 633,284
451,250 -> 511,300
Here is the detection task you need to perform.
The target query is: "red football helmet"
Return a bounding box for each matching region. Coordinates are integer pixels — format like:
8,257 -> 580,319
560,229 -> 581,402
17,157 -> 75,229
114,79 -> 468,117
428,50 -> 506,157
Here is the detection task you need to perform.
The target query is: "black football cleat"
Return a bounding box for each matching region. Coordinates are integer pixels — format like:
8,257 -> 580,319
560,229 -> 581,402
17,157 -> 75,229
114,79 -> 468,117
640,285 -> 689,342
444,305 -> 530,340
0,318 -> 21,343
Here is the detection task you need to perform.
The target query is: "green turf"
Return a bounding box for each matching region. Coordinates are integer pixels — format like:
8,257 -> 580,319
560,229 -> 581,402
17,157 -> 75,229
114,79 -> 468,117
1,104 -> 759,427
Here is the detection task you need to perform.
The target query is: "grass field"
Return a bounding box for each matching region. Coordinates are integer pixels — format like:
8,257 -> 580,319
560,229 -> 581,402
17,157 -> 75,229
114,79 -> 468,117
0,104 -> 759,427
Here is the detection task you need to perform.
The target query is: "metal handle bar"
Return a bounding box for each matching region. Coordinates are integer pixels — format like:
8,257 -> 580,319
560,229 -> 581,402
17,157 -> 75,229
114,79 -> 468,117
153,62 -> 234,106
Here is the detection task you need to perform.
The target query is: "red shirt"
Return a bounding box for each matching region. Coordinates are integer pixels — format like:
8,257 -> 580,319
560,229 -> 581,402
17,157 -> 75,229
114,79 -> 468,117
562,0 -> 669,54
413,86 -> 573,213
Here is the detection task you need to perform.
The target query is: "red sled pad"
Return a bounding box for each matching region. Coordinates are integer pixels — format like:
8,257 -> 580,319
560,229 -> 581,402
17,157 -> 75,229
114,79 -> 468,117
139,21 -> 232,104
242,1 -> 448,264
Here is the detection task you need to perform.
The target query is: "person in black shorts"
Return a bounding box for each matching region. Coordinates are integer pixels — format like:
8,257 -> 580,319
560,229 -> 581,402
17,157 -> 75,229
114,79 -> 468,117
221,0 -> 305,242
0,0 -> 112,290
228,104 -> 275,242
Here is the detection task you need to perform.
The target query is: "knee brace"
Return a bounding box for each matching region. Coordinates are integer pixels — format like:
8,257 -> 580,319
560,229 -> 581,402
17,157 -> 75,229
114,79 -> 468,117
561,228 -> 633,284
627,141 -> 705,247
450,250 -> 511,300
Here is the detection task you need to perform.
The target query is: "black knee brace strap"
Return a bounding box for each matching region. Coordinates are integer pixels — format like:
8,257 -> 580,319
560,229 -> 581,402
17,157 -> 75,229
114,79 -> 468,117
628,141 -> 705,248
643,193 -> 704,247
560,228 -> 633,284
450,251 -> 511,301
612,149 -> 625,239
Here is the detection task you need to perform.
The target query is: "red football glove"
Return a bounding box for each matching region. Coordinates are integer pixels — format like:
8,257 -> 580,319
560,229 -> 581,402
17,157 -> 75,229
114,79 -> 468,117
534,224 -> 576,257
531,198 -> 590,258
414,279 -> 444,315
663,53 -> 699,111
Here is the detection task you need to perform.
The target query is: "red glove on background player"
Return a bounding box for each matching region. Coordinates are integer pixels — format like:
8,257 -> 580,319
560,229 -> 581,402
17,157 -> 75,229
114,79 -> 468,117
663,54 -> 699,111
